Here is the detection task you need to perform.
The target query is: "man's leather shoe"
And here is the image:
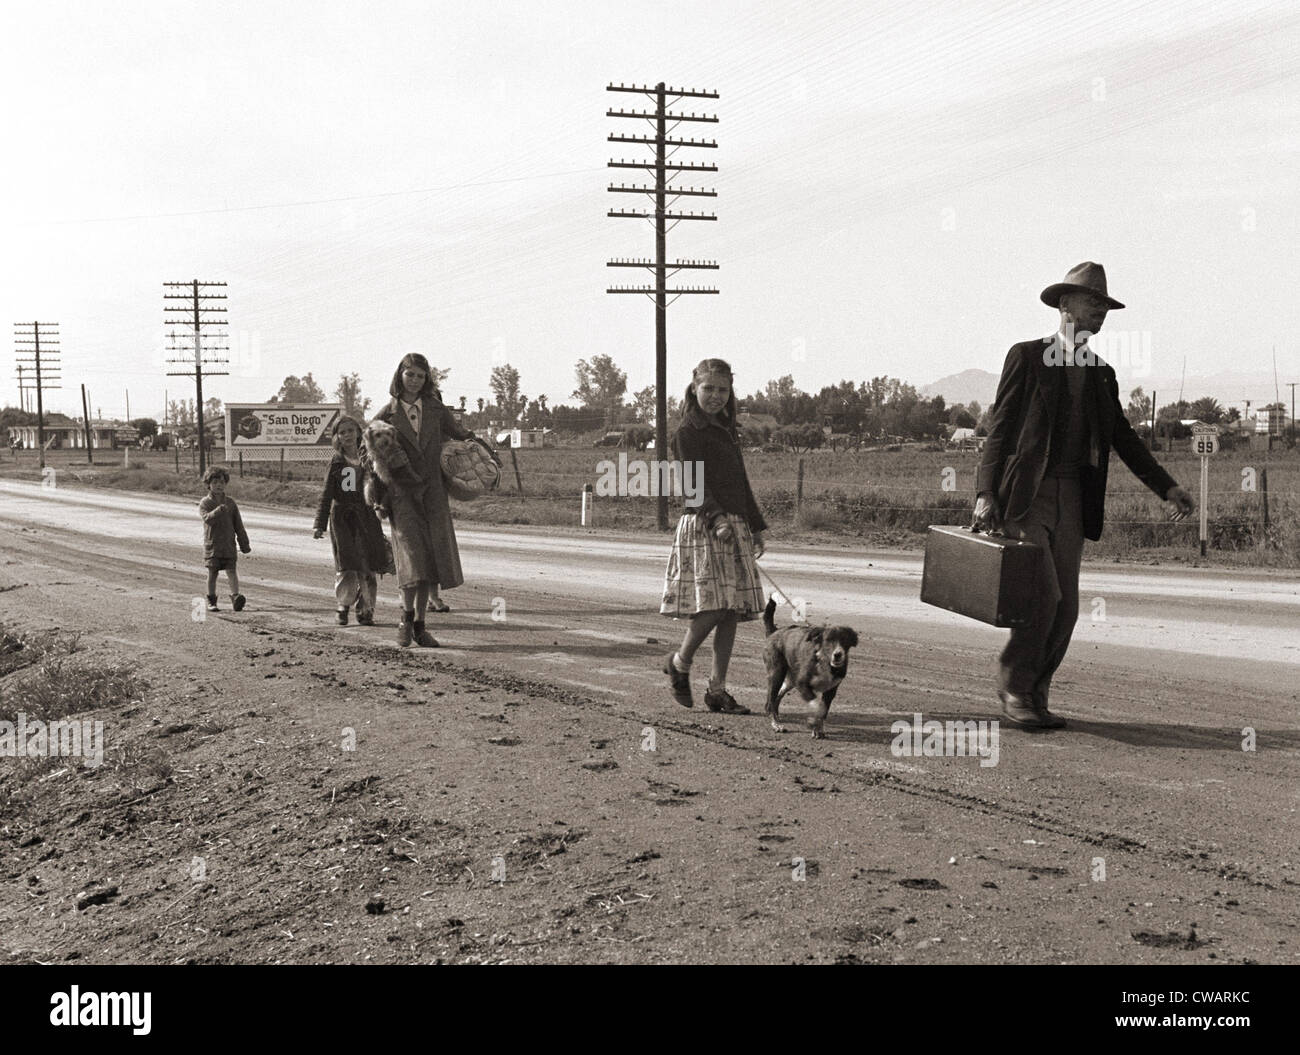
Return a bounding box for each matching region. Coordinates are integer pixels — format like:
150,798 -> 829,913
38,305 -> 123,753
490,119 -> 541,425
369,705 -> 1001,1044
1033,694 -> 1067,729
999,690 -> 1047,728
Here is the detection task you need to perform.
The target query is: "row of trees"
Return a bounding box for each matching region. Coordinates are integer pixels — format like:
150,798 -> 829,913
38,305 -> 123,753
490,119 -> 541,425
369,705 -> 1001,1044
5,362 -> 1274,450
1123,388 -> 1245,435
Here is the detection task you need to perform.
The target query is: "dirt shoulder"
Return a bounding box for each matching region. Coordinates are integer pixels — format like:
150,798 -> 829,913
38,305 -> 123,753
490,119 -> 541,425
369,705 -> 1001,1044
1,511 -> 1296,964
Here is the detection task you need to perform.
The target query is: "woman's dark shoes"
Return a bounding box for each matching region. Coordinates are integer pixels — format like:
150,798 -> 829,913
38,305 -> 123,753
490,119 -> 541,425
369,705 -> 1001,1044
206,596 -> 219,612
704,688 -> 750,714
355,609 -> 374,626
412,620 -> 439,647
663,654 -> 693,708
397,614 -> 414,648
428,599 -> 451,613
232,594 -> 247,612
336,607 -> 349,626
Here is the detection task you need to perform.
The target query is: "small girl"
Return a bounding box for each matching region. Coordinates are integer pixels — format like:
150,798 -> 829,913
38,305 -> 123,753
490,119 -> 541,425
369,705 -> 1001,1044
660,358 -> 767,713
313,414 -> 391,625
199,465 -> 250,612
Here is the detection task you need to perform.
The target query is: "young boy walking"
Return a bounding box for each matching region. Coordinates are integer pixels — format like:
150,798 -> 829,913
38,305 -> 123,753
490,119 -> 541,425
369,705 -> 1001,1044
199,465 -> 251,611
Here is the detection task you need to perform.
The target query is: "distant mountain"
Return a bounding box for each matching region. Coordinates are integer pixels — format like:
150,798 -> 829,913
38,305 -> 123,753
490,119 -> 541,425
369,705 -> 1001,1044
919,368 -> 999,409
918,366 -> 1293,415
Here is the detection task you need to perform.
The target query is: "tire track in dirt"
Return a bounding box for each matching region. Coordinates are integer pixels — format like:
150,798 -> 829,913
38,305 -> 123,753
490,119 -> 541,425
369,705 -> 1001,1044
212,618 -> 1290,901
5,517 -> 1290,896
4,490 -> 1297,964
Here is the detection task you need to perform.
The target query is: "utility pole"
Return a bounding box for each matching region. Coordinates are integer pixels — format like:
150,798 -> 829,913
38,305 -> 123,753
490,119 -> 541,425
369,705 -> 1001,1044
14,322 -> 61,470
1150,389 -> 1157,452
1288,381 -> 1297,448
606,81 -> 720,531
165,280 -> 228,476
16,362 -> 30,413
81,384 -> 94,463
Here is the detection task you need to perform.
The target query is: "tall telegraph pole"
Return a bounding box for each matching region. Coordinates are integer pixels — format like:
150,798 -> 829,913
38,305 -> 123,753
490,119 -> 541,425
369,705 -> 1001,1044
14,322 -> 61,469
606,82 -> 719,530
165,280 -> 229,476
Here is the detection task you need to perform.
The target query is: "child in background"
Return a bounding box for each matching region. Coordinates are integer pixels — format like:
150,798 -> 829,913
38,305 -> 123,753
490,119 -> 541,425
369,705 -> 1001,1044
199,465 -> 250,612
660,358 -> 767,713
314,414 -> 390,625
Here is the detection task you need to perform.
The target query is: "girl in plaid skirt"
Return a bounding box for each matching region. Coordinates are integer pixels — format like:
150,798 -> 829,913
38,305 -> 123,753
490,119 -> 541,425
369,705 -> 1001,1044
660,358 -> 768,713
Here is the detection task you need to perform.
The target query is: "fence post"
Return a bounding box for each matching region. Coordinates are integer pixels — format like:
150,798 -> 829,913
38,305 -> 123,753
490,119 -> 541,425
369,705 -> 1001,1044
796,458 -> 805,519
509,448 -> 522,492
1261,466 -> 1270,539
239,451 -> 244,478
279,447 -> 285,483
175,447 -> 180,473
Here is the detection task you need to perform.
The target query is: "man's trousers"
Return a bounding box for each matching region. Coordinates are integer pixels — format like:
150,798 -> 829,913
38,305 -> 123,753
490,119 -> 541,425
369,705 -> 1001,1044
998,475 -> 1085,705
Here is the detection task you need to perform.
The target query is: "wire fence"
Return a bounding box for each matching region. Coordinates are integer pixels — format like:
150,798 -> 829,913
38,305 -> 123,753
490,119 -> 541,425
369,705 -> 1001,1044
6,442 -> 1296,557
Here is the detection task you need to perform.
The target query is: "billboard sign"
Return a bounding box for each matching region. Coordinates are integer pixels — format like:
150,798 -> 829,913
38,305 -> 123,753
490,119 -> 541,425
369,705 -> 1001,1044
224,403 -> 342,461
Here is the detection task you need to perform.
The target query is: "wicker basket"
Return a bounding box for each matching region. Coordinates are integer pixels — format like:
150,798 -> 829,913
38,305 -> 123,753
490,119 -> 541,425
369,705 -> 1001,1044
440,439 -> 500,501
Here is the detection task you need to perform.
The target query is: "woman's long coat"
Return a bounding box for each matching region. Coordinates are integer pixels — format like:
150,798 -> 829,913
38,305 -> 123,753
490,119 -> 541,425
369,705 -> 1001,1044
374,395 -> 474,590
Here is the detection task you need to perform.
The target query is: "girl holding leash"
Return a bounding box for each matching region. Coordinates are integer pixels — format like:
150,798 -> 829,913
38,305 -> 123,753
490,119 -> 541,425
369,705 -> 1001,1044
661,358 -> 768,713
313,414 -> 391,625
374,353 -> 487,647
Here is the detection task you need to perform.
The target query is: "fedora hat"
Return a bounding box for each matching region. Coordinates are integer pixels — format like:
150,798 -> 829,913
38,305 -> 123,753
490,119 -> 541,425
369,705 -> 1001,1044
1040,261 -> 1125,310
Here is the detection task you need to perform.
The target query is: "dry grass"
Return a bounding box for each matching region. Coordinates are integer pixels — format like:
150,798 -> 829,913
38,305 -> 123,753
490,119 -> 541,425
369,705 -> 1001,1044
4,443 -> 1296,564
0,624 -> 151,800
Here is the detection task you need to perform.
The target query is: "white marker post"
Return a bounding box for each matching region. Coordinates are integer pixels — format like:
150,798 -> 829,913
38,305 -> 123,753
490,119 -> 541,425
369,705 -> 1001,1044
581,482 -> 593,526
1190,424 -> 1219,557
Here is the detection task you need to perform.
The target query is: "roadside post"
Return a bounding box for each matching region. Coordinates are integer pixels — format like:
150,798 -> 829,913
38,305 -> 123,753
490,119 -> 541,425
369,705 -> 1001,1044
509,448 -> 523,492
1190,423 -> 1219,557
581,482 -> 593,526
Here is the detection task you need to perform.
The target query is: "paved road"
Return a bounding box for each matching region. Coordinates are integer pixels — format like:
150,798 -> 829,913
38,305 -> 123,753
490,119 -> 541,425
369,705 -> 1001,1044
2,477 -> 1297,962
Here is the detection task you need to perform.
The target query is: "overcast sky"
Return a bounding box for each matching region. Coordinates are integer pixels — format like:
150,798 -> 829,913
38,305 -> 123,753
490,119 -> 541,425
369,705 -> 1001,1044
2,0 -> 1297,421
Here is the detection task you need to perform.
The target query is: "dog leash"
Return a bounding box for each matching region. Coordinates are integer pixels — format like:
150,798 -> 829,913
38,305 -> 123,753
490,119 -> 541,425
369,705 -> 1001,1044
757,563 -> 796,607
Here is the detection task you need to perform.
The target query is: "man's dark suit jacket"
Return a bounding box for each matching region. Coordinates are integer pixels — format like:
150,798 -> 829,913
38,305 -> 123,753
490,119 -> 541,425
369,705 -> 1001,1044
975,337 -> 1176,542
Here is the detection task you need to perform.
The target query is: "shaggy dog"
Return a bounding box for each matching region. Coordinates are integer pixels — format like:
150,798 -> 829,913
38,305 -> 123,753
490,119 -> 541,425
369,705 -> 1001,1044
360,419 -> 420,519
762,597 -> 859,739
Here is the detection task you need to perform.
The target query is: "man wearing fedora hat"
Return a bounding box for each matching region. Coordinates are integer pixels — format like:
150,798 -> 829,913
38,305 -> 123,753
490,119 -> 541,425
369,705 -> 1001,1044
973,262 -> 1194,729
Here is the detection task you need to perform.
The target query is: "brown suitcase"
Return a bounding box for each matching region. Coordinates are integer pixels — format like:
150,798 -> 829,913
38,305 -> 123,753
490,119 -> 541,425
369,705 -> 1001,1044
920,525 -> 1041,628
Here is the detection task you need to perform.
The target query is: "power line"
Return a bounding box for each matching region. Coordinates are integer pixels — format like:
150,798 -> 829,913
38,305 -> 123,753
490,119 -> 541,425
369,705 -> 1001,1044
31,166 -> 607,226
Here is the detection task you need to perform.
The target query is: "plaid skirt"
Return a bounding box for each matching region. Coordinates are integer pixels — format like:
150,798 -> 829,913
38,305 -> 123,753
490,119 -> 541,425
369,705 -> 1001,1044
660,513 -> 765,620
